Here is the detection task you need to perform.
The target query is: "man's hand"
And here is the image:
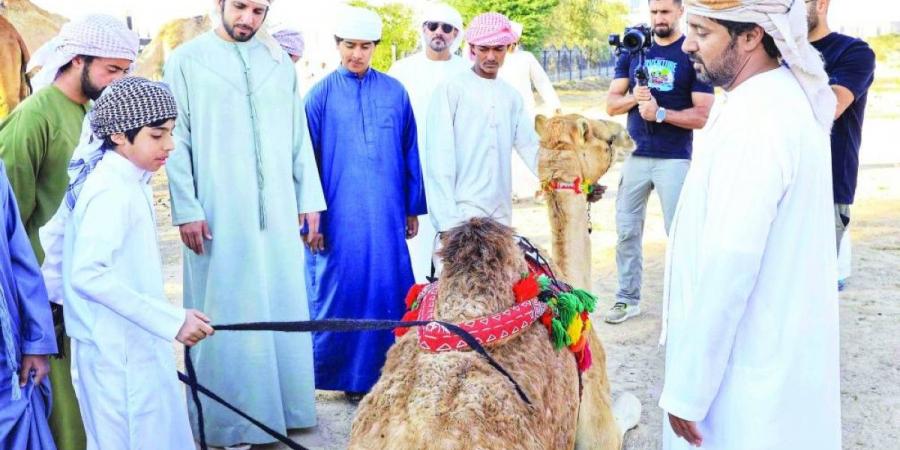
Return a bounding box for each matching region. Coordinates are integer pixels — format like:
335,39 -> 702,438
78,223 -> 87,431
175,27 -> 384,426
301,212 -> 325,253
405,216 -> 419,239
637,92 -> 660,122
176,309 -> 214,347
669,413 -> 703,447
19,355 -> 50,387
179,220 -> 212,255
586,184 -> 607,203
634,85 -> 653,103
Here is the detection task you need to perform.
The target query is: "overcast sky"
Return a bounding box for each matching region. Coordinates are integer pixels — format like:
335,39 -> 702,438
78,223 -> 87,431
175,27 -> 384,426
31,0 -> 900,38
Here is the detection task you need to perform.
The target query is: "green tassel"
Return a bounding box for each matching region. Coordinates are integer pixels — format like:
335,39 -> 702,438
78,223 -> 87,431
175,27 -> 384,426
556,293 -> 578,326
551,318 -> 569,349
572,289 -> 598,313
538,275 -> 551,290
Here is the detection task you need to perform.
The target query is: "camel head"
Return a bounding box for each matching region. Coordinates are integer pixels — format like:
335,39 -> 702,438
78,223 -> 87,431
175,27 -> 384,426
535,114 -> 634,186
435,218 -> 527,320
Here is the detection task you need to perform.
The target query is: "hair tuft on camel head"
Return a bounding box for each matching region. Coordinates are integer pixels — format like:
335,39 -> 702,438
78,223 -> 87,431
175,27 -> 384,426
437,217 -> 523,281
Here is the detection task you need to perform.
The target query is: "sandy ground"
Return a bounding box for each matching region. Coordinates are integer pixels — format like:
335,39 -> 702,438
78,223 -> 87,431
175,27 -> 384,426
154,89 -> 900,449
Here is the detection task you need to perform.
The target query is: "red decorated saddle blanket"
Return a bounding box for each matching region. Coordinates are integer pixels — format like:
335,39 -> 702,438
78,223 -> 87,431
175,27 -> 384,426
396,244 -> 598,373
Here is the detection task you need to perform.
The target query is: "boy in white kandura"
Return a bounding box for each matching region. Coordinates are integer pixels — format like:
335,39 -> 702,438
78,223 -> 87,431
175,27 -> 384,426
41,76 -> 214,450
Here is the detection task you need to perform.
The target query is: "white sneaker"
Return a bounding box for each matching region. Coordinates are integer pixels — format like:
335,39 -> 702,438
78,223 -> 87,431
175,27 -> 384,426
604,302 -> 641,324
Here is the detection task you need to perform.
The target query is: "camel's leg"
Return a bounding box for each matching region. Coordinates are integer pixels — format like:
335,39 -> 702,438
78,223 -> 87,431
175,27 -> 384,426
575,331 -> 624,450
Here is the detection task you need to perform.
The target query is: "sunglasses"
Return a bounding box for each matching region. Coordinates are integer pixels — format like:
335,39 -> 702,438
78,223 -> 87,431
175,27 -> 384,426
425,22 -> 455,34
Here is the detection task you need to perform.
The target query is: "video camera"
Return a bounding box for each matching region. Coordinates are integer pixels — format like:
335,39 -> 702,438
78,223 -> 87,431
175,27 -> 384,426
609,24 -> 655,132
608,24 -> 653,56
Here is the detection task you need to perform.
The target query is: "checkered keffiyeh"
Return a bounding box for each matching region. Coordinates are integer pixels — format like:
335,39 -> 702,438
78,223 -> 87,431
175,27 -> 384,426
273,28 -> 305,58
62,77 -> 177,211
89,77 -> 178,138
464,12 -> 517,47
28,14 -> 140,92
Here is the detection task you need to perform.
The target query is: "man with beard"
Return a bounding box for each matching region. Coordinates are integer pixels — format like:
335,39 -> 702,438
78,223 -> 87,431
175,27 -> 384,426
425,12 -> 539,235
807,0 -> 875,267
0,14 -> 138,450
388,2 -> 468,282
163,0 -> 326,447
304,6 -> 425,401
659,1 -> 839,448
604,0 -> 714,325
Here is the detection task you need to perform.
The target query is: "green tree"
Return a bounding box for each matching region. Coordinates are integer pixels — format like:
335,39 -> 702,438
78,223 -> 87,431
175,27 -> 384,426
545,0 -> 629,62
447,0 -> 559,51
348,0 -> 418,71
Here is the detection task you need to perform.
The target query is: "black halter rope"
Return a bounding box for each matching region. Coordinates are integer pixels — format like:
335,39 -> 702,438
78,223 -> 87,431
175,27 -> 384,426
181,318 -> 532,450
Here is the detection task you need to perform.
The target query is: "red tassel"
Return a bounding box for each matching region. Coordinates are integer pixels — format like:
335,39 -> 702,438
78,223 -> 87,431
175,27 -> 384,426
405,283 -> 426,309
540,311 -> 553,330
512,275 -> 540,303
394,310 -> 419,337
577,343 -> 593,372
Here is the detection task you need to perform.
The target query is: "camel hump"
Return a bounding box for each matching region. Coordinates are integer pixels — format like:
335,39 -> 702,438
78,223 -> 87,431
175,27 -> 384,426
612,392 -> 642,438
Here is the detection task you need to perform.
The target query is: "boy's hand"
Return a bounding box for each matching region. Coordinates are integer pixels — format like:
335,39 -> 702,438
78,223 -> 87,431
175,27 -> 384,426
176,309 -> 214,347
19,355 -> 50,387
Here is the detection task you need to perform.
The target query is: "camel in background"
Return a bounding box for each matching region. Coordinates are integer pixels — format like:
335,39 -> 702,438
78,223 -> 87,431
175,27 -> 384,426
135,15 -> 210,80
0,13 -> 28,118
1,0 -> 65,55
536,114 -> 634,290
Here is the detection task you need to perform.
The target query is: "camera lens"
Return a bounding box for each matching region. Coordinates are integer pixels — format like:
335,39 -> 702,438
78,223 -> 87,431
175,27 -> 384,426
622,30 -> 644,51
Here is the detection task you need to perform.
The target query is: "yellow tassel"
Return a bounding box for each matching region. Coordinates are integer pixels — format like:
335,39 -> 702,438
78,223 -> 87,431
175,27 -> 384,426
567,314 -> 583,344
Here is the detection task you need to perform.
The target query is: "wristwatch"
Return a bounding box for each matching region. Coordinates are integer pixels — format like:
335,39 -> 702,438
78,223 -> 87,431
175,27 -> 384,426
656,107 -> 667,123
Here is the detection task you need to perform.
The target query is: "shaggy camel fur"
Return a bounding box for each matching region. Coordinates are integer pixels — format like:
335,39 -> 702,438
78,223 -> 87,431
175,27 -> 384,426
350,218 -> 632,450
535,114 -> 634,290
0,14 -> 28,119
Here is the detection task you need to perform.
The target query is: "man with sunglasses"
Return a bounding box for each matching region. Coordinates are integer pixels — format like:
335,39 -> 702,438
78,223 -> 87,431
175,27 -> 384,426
389,3 -> 468,283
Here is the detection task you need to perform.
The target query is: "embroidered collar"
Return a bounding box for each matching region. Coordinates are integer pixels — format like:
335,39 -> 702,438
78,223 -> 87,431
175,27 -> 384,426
396,249 -> 600,373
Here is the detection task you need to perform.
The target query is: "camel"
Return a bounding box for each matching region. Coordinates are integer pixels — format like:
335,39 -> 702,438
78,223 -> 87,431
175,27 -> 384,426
0,13 -> 28,119
349,216 -> 640,449
535,114 -> 634,290
135,15 -> 210,80
0,0 -> 65,55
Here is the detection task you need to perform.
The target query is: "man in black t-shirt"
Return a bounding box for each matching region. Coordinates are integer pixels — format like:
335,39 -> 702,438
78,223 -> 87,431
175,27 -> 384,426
807,0 -> 876,254
604,0 -> 714,324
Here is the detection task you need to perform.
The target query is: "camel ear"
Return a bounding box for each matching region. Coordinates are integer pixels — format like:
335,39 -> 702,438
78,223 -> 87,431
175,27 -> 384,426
575,118 -> 590,144
535,114 -> 548,136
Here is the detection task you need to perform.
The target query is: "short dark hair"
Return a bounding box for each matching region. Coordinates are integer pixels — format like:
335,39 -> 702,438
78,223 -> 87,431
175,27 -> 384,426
102,118 -> 170,149
59,54 -> 95,74
334,36 -> 381,46
710,18 -> 780,59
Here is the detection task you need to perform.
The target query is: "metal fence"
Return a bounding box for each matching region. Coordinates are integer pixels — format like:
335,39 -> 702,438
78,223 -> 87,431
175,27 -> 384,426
540,45 -> 618,82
